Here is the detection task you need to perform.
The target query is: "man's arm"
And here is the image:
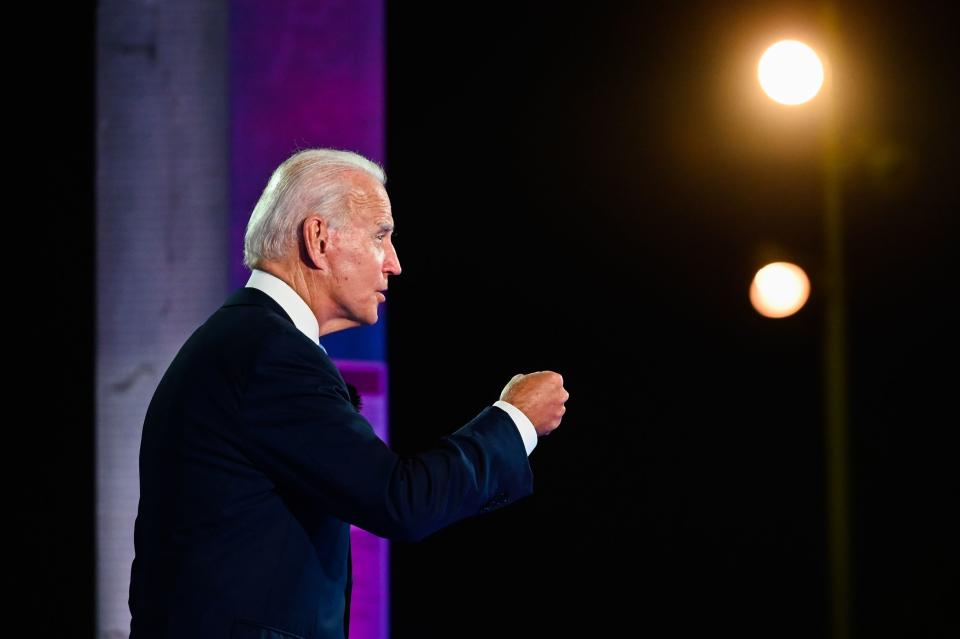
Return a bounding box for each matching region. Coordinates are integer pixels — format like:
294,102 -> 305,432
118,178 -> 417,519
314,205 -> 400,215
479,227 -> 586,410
231,328 -> 534,542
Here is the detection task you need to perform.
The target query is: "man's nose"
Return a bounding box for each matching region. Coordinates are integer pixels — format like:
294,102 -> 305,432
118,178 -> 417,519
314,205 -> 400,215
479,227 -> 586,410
385,244 -> 402,276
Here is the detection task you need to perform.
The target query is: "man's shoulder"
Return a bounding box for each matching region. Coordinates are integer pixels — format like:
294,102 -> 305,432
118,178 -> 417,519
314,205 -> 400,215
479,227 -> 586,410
170,288 -> 297,366
218,287 -> 291,322
205,290 -> 326,363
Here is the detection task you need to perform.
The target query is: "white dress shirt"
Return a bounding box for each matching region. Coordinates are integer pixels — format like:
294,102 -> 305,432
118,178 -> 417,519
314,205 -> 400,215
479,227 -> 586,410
245,269 -> 538,455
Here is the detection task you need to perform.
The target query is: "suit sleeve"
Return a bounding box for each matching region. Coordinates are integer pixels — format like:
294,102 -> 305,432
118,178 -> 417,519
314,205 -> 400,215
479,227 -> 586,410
234,329 -> 533,541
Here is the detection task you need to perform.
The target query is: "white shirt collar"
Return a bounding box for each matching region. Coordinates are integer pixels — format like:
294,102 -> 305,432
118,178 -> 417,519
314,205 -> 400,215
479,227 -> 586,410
245,269 -> 321,347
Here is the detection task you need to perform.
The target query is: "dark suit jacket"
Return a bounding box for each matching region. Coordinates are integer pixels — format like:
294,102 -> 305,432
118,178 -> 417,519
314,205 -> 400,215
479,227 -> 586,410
129,287 -> 533,639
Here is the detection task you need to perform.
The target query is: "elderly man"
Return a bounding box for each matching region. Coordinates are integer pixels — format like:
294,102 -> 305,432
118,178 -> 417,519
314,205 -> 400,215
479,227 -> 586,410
128,148 -> 568,639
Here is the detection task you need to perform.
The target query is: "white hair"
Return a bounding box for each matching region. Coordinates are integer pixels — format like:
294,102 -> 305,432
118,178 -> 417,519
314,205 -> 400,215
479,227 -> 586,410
243,148 -> 386,269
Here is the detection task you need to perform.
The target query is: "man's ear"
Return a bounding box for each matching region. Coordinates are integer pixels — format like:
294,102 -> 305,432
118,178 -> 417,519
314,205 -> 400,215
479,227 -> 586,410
301,216 -> 329,269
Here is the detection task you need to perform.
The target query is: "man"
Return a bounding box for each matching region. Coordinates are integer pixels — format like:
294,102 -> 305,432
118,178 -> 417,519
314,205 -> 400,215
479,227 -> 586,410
128,148 -> 568,639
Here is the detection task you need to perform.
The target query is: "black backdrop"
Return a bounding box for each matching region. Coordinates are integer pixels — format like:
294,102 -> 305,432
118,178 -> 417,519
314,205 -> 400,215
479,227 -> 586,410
9,2 -> 97,635
10,1 -> 955,637
385,2 -> 956,638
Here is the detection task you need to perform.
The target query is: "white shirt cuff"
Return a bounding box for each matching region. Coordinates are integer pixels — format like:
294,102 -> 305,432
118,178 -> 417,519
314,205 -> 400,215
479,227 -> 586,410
493,400 -> 538,456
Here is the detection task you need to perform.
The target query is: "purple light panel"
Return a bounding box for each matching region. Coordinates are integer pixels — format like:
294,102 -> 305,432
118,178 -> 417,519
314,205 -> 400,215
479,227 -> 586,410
230,0 -> 385,289
230,2 -> 388,637
340,360 -> 391,639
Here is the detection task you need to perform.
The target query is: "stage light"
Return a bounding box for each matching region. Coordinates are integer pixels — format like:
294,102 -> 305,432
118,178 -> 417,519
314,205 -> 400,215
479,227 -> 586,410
758,40 -> 824,105
750,261 -> 811,318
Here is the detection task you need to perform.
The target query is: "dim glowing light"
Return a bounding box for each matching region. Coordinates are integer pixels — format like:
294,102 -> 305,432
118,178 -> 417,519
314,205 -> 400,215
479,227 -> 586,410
758,40 -> 824,105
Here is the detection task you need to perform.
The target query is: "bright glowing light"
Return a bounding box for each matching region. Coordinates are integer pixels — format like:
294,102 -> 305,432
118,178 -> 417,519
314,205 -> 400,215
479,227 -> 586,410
750,262 -> 811,318
758,40 -> 824,105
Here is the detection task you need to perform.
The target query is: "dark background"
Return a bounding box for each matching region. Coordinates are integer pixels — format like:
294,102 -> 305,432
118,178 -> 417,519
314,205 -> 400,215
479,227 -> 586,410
11,1 -> 956,637
9,1 -> 98,635
385,2 -> 956,637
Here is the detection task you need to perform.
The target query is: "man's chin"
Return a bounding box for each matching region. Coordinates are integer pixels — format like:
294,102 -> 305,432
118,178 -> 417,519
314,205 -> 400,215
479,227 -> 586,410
355,309 -> 379,326
332,308 -> 379,330
323,317 -> 366,335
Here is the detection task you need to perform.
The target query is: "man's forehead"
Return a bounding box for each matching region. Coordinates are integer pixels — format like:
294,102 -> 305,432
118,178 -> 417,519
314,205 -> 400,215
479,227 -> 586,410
373,215 -> 395,230
345,172 -> 392,221
354,202 -> 393,229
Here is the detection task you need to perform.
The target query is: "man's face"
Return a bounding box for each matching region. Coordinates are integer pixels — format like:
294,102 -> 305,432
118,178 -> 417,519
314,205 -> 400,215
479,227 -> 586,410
325,170 -> 401,327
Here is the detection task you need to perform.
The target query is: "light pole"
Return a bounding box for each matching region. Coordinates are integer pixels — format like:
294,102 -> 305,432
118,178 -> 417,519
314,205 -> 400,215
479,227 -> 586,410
757,11 -> 851,639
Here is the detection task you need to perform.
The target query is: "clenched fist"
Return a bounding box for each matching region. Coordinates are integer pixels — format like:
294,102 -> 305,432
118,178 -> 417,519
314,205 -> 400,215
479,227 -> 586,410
499,371 -> 568,437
